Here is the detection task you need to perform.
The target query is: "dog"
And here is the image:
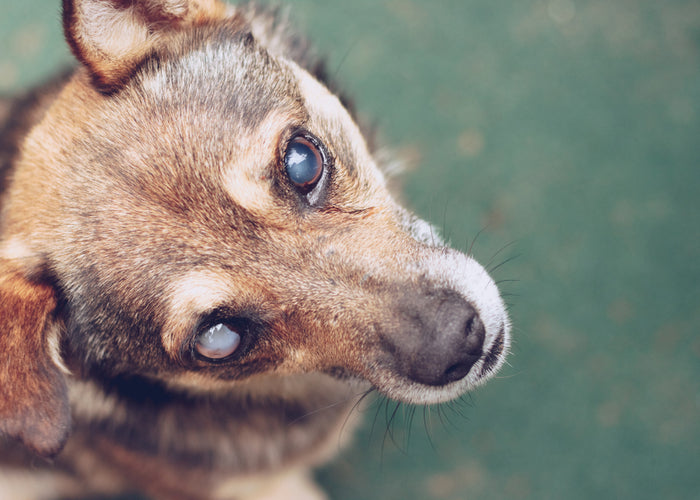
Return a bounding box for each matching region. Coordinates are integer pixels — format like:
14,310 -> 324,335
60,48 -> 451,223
0,1 -> 511,498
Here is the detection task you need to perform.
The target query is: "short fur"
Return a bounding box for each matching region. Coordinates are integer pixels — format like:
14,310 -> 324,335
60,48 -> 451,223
0,1 -> 511,499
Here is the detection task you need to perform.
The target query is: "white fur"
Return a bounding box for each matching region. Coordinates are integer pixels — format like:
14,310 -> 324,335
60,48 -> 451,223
0,237 -> 33,261
46,322 -> 71,376
396,206 -> 444,247
380,248 -> 511,405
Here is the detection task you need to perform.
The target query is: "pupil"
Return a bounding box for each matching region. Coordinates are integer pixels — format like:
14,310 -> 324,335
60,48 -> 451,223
285,140 -> 321,186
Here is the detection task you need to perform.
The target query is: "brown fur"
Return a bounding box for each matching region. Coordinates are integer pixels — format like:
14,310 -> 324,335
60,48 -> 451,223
0,261 -> 69,457
0,1 -> 510,498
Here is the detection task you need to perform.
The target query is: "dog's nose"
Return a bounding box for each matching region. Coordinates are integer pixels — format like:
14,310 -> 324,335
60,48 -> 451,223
387,291 -> 485,387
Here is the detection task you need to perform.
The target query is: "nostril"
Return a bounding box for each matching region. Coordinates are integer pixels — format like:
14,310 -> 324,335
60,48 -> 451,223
464,313 -> 485,356
438,314 -> 485,384
443,360 -> 474,384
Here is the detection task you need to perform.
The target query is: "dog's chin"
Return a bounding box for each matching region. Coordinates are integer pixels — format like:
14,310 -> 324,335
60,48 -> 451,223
370,321 -> 510,406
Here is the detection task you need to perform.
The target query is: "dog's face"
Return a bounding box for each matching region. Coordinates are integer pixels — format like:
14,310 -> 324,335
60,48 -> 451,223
0,0 -> 509,458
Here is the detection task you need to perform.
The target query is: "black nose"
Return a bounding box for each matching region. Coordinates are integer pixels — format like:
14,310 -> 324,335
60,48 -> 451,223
385,290 -> 486,387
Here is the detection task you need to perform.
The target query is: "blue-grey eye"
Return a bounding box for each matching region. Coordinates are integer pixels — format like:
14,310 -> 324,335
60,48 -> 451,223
284,135 -> 324,192
195,323 -> 241,360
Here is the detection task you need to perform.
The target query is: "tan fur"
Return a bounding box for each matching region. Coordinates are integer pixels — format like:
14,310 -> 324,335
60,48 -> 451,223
0,469 -> 82,500
220,110 -> 304,215
0,1 -> 510,498
213,469 -> 327,500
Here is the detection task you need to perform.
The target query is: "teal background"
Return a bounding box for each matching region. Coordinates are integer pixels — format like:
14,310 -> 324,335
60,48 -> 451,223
2,1 -> 698,499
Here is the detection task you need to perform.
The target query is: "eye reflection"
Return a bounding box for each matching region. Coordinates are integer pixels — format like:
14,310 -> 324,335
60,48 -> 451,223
195,323 -> 241,360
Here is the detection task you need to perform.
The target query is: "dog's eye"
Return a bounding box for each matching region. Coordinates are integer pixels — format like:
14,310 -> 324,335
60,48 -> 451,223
284,135 -> 324,193
195,323 -> 241,360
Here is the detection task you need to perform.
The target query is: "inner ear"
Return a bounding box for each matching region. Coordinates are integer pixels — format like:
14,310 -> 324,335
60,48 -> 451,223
62,0 -> 229,91
0,261 -> 70,458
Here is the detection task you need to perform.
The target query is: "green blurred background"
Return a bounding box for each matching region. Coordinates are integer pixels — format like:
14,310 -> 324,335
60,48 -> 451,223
2,1 -> 698,499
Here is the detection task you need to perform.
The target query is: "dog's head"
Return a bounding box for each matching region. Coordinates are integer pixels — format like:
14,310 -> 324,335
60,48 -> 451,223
0,0 -> 510,458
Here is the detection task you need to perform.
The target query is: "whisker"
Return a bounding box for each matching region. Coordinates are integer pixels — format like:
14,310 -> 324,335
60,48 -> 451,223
383,400 -> 405,455
449,399 -> 470,421
338,387 -> 376,443
496,279 -> 520,285
332,40 -> 358,80
488,253 -> 521,274
440,403 -> 461,431
288,387 -> 370,426
370,395 -> 387,442
428,196 -> 437,246
484,240 -> 519,269
467,226 -> 488,257
435,403 -> 447,429
441,202 -> 451,244
404,405 -> 418,451
422,405 -> 437,453
380,399 -> 398,462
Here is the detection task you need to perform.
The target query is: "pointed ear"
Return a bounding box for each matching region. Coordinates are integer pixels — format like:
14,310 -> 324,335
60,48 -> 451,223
0,260 -> 70,458
62,0 -> 228,91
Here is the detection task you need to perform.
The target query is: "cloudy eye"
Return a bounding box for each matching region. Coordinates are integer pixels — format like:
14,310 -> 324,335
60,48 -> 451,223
284,135 -> 325,193
195,323 -> 241,360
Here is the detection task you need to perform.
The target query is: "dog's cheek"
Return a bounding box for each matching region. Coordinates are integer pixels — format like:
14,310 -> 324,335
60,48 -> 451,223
0,261 -> 71,457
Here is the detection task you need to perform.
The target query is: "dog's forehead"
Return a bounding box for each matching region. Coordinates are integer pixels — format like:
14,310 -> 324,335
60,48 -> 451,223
136,30 -> 303,130
127,28 -> 385,213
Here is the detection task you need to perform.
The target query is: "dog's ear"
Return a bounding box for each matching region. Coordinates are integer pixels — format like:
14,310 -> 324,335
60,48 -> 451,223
0,260 -> 70,458
62,0 -> 228,91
